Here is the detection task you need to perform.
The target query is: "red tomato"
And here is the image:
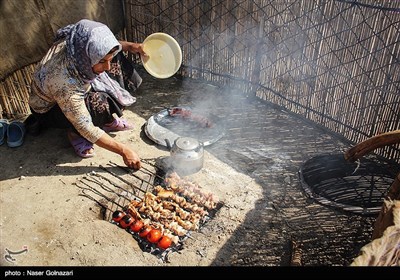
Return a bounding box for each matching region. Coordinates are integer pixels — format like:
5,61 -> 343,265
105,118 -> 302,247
112,210 -> 125,223
119,214 -> 133,229
147,229 -> 162,243
157,236 -> 172,250
139,226 -> 152,238
130,220 -> 144,233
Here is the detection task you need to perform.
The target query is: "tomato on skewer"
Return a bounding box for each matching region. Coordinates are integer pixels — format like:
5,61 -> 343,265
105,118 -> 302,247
119,214 -> 134,229
157,236 -> 172,250
130,219 -> 144,233
112,210 -> 125,223
139,226 -> 152,238
147,229 -> 162,243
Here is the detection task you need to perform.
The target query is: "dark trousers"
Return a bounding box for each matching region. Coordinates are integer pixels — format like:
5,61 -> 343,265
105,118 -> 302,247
30,91 -> 123,131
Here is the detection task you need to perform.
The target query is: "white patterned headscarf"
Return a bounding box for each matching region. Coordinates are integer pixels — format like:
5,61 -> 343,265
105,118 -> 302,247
55,19 -> 121,82
54,19 -> 136,106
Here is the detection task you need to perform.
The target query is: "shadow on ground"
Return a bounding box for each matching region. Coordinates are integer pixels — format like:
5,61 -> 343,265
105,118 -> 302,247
0,69 -> 380,266
131,70 -> 379,266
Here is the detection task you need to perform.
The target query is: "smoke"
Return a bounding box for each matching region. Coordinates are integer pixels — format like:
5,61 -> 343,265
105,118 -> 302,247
160,8 -> 310,171
174,22 -> 262,131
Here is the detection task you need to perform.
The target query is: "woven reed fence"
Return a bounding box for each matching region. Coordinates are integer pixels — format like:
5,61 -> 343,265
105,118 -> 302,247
0,64 -> 35,120
1,0 -> 399,161
125,0 -> 400,162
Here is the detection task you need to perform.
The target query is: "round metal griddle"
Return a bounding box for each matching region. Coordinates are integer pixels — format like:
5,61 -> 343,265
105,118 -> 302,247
144,106 -> 225,147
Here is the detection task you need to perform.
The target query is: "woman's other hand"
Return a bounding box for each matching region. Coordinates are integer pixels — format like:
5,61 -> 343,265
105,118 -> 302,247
119,41 -> 148,58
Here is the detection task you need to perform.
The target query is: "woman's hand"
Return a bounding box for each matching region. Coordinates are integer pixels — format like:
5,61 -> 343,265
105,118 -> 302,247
95,132 -> 141,170
121,146 -> 141,170
119,41 -> 148,57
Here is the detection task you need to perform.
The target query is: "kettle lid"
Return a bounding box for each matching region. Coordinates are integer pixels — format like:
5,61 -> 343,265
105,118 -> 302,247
174,137 -> 200,150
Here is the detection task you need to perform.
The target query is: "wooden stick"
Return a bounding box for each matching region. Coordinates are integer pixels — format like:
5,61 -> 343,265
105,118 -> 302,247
344,130 -> 400,162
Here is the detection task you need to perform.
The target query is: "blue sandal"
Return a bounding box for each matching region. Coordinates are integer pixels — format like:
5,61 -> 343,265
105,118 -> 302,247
7,121 -> 25,148
0,119 -> 9,146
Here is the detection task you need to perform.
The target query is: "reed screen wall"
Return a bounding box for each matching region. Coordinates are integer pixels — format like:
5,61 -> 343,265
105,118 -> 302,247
125,0 -> 400,161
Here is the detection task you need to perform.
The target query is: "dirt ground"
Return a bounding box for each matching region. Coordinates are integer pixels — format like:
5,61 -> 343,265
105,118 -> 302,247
1,71 -> 381,270
0,113 -> 264,268
0,80 -> 264,268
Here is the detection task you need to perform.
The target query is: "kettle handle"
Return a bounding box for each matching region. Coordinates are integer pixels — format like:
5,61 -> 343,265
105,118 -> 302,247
165,138 -> 172,150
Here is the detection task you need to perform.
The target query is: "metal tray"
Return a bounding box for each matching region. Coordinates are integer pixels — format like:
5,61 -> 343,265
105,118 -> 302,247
144,106 -> 225,147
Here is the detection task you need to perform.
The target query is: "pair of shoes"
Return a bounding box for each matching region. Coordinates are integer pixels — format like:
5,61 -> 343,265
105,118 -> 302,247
67,132 -> 95,158
0,119 -> 26,148
103,117 -> 134,133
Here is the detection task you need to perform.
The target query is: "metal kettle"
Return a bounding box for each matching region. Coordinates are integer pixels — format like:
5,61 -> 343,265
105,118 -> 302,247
170,137 -> 204,176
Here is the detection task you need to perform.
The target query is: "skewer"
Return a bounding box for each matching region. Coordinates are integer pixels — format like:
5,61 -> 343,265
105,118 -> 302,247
77,187 -> 122,221
77,179 -> 111,199
89,171 -> 138,198
140,159 -> 167,181
76,180 -> 125,209
78,189 -> 112,212
185,234 -> 196,241
83,175 -> 114,193
108,161 -> 156,187
140,165 -> 165,181
83,175 -> 132,202
99,165 -> 147,194
87,161 -> 219,257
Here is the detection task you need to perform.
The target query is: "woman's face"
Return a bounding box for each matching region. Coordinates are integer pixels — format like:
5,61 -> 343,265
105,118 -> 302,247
92,52 -> 115,74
